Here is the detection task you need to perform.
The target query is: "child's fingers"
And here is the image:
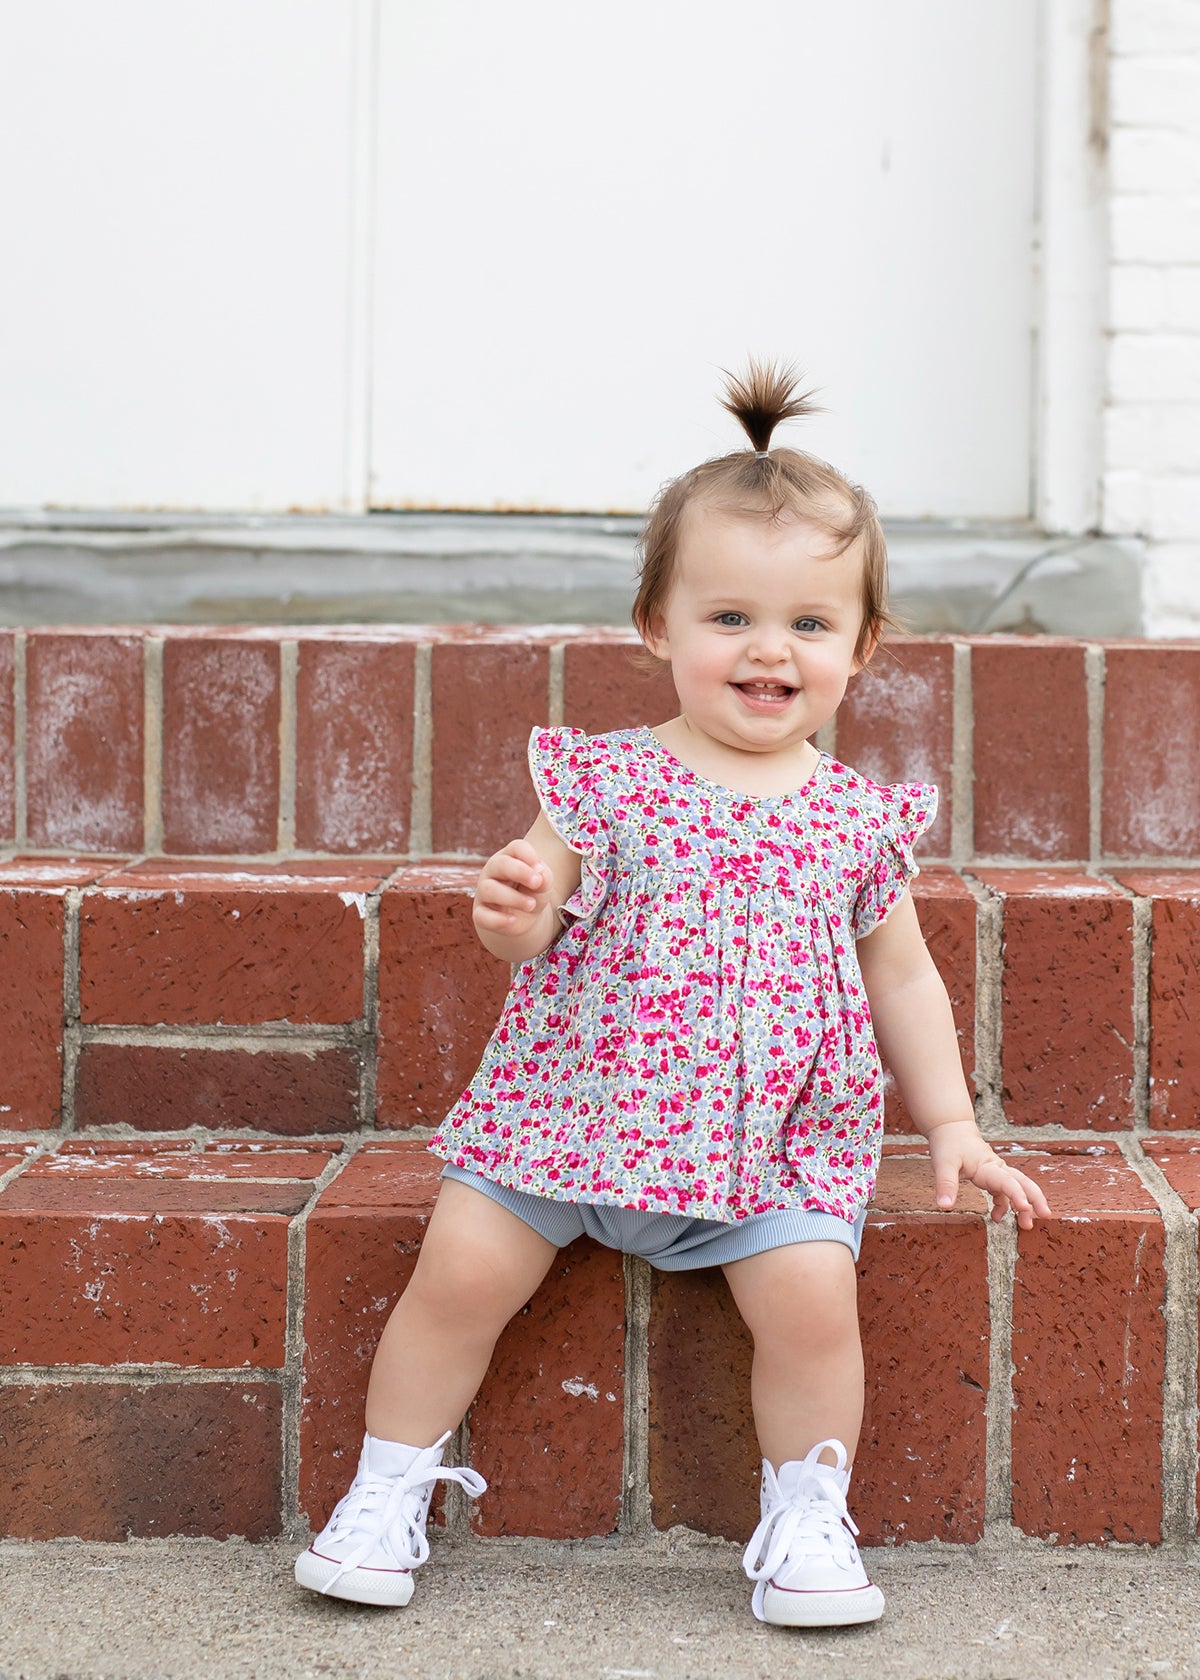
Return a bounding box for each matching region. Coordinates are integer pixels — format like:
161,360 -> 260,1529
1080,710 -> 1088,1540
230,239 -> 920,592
488,841 -> 548,894
978,1161 -> 1051,1228
934,1162 -> 962,1210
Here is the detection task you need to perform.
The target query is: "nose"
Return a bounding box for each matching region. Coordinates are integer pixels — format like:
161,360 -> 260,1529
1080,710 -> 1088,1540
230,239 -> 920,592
747,627 -> 790,665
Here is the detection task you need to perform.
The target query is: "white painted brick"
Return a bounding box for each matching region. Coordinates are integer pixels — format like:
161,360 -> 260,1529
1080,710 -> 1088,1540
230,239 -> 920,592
1110,56 -> 1200,131
1111,0 -> 1200,57
1103,468 -> 1150,533
1142,540 -> 1200,636
1109,332 -> 1200,401
1148,476 -> 1200,538
1110,128 -> 1200,195
1106,406 -> 1200,474
1164,266 -> 1200,330
1112,196 -> 1200,264
1156,408 -> 1200,473
1110,264 -> 1166,329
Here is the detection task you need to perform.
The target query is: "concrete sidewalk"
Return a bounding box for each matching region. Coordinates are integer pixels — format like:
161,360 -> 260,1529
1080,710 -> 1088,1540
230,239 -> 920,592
3,1534 -> 1200,1680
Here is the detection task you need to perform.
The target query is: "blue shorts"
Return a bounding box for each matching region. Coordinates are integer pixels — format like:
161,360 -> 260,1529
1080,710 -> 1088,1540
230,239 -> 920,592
440,1163 -> 865,1270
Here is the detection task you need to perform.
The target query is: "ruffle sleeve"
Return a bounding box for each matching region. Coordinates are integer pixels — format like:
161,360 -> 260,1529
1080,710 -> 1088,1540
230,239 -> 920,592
527,725 -> 610,925
851,781 -> 940,939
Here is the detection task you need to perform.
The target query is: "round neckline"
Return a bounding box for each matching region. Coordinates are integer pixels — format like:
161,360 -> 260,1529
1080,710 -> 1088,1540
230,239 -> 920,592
638,727 -> 828,804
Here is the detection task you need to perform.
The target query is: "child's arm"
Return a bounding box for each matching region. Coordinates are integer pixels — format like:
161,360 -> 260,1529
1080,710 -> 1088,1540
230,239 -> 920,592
472,810 -> 584,964
856,891 -> 1051,1229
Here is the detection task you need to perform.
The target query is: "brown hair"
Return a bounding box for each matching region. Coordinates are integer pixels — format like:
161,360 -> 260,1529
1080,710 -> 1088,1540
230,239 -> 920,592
632,361 -> 896,666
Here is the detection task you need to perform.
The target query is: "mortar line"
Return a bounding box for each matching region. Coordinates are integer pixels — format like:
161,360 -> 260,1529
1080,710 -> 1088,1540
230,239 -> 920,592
59,887 -> 83,1134
0,1365 -> 287,1386
1099,871 -> 1150,1133
74,1023 -> 359,1051
621,1255 -> 652,1537
278,640 -> 298,854
984,1215 -> 1017,1533
547,642 -> 565,727
358,889 -> 382,1129
410,643 -> 433,857
1086,643 -> 1105,867
143,636 -> 164,855
283,1143 -> 354,1537
13,631 -> 26,847
1115,1135 -> 1199,1544
951,640 -> 974,866
963,872 -> 1004,1134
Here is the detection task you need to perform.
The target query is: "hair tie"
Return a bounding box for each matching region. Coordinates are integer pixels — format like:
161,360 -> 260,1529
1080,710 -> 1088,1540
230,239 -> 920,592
754,450 -> 770,459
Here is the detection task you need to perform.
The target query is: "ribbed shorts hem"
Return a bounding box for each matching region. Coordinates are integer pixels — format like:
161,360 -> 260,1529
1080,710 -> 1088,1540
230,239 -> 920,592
439,1162 -> 865,1268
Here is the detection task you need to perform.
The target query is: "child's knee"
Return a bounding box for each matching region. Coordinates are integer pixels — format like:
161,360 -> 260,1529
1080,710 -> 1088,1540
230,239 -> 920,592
728,1242 -> 860,1346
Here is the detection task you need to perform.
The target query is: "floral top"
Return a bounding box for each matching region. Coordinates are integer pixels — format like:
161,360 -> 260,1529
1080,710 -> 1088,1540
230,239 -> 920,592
430,726 -> 938,1223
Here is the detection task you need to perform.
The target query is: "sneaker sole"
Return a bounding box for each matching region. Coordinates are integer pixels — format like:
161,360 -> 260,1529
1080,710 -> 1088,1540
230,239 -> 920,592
294,1547 -> 415,1608
762,1581 -> 885,1627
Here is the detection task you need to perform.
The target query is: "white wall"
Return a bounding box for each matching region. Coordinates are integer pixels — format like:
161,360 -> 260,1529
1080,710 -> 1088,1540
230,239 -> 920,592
0,0 -> 1038,522
1104,0 -> 1200,634
0,2 -> 361,512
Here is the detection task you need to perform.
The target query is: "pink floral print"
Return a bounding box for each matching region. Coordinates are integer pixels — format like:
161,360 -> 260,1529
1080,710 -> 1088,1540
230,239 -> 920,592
430,726 -> 937,1222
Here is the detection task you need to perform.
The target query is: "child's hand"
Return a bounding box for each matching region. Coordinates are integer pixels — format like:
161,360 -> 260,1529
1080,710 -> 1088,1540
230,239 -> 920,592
473,839 -> 555,935
926,1120 -> 1052,1230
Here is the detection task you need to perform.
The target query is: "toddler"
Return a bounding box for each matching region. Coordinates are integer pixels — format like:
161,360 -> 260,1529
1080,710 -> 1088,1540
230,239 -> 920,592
296,363 -> 1049,1626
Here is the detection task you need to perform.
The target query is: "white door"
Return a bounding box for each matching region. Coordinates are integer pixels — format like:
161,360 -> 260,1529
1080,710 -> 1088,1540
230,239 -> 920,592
370,0 -> 1038,519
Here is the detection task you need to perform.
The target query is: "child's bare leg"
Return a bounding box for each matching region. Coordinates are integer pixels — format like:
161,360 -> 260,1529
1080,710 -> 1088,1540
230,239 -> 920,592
365,1179 -> 559,1444
722,1241 -> 863,1468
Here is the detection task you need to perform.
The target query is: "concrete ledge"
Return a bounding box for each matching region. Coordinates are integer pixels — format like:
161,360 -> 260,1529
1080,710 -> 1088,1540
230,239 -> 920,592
0,513 -> 1145,636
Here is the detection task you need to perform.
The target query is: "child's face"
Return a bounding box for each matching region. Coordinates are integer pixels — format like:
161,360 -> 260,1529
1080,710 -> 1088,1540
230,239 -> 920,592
644,503 -> 872,758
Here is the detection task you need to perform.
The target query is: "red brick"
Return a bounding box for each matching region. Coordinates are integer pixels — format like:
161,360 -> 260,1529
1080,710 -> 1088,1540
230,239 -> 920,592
971,638 -> 1089,859
376,867 -> 509,1128
836,638 -> 953,856
317,1142 -> 443,1208
469,1242 -> 625,1539
886,869 -> 976,1134
431,640 -> 549,853
300,1150 -> 435,1525
976,871 -> 1134,1129
0,1381 -> 281,1539
0,632 -> 15,839
25,632 -> 145,851
78,868 -> 378,1025
648,1157 -> 989,1543
74,1043 -> 360,1134
1114,871 -> 1200,1129
0,1160 -> 299,1364
1103,645 -> 1200,857
0,856 -> 128,887
162,636 -> 280,853
0,887 -> 67,1130
1143,1137 -> 1200,1207
562,637 -> 679,734
1008,1147 -> 1164,1542
295,638 -> 415,852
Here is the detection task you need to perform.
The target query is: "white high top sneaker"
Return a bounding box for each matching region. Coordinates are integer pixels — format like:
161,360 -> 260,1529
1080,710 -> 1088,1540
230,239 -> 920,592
295,1431 -> 486,1607
742,1438 -> 885,1626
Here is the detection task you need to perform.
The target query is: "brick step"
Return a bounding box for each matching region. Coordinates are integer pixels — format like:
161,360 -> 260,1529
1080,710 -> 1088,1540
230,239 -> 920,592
0,856 -> 1198,1135
1,632 -> 1199,862
0,1136 -> 1194,1546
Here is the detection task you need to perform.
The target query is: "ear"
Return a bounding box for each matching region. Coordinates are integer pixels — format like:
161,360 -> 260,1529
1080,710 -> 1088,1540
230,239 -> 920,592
641,613 -> 671,664
851,627 -> 879,675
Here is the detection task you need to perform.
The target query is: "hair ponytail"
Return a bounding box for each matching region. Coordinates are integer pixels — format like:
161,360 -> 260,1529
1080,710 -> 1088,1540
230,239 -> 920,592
633,358 -> 897,667
720,360 -> 821,455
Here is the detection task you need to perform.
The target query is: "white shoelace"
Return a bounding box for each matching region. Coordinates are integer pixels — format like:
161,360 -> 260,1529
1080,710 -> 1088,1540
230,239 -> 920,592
742,1440 -> 859,1621
319,1431 -> 487,1594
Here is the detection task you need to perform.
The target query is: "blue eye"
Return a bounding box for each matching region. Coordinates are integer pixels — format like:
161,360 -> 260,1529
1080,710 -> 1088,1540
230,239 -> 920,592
715,612 -> 747,627
793,617 -> 823,633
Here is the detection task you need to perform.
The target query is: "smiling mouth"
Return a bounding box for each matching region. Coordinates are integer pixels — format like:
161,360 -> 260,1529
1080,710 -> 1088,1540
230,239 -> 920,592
733,681 -> 795,700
